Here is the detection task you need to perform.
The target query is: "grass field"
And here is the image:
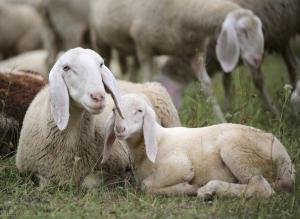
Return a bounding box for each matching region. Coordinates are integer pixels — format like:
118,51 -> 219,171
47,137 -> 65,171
1,42 -> 300,218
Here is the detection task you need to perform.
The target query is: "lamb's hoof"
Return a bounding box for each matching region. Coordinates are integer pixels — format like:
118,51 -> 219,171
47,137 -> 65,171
246,175 -> 274,198
197,192 -> 214,201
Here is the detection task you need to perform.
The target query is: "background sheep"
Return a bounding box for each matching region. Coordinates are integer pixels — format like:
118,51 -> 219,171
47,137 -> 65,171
157,0 -> 300,114
0,70 -> 47,157
102,94 -> 295,198
0,2 -> 45,59
90,0 -> 264,122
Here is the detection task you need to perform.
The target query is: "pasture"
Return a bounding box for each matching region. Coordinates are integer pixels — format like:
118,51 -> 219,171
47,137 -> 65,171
1,41 -> 300,218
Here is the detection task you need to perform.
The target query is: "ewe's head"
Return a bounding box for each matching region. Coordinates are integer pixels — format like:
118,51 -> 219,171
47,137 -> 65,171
102,94 -> 158,163
49,47 -> 123,130
216,9 -> 264,72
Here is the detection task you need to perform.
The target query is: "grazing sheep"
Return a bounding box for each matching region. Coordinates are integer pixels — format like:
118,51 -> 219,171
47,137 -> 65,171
90,0 -> 264,122
0,70 -> 47,156
157,0 -> 300,114
16,47 -> 124,188
16,47 -> 181,188
102,94 -> 295,198
0,2 -> 44,59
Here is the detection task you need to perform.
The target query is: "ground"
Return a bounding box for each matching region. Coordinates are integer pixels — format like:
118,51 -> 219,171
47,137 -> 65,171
1,41 -> 300,218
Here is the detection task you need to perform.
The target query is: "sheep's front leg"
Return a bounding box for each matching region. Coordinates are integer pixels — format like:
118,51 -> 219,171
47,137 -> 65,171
142,154 -> 197,196
192,54 -> 226,122
282,44 -> 298,88
197,176 -> 274,199
248,66 -> 280,117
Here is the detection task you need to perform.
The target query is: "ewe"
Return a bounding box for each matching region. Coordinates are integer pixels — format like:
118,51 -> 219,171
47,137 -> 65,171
102,94 -> 294,198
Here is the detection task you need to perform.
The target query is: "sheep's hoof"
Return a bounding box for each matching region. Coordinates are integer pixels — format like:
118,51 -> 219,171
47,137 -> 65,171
245,175 -> 274,198
197,192 -> 214,201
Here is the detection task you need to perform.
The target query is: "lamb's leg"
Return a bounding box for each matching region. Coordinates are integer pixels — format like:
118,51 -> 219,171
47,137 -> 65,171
197,176 -> 274,199
144,182 -> 198,196
192,54 -> 226,122
222,73 -> 233,111
282,44 -> 298,88
142,153 -> 196,195
248,66 -> 280,117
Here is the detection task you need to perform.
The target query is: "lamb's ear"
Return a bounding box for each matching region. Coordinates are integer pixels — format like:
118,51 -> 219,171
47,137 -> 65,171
49,65 -> 69,131
102,65 -> 124,119
143,106 -> 158,163
216,17 -> 240,73
101,112 -> 116,164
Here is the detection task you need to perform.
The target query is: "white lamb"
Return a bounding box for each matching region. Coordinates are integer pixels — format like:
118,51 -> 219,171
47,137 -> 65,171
102,94 -> 295,198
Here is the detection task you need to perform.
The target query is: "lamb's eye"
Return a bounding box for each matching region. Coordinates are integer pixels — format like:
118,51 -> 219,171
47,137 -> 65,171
100,63 -> 104,68
112,108 -> 115,112
63,65 -> 70,72
138,109 -> 143,113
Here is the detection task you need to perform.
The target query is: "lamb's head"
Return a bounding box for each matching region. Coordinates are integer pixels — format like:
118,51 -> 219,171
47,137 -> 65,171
49,47 -> 123,130
102,94 -> 158,164
216,9 -> 264,72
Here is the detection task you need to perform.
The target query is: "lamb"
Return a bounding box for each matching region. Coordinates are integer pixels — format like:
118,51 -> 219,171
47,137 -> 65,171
90,0 -> 264,122
16,47 -> 125,188
0,70 -> 47,157
16,47 -> 181,188
0,2 -> 44,59
102,94 -> 295,198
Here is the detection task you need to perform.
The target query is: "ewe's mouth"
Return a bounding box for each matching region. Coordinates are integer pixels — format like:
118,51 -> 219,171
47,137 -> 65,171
116,134 -> 127,140
84,103 -> 105,114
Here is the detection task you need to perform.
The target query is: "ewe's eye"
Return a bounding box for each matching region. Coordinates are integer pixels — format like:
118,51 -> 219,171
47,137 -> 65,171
63,65 -> 70,72
100,62 -> 104,68
138,109 -> 143,113
112,108 -> 115,113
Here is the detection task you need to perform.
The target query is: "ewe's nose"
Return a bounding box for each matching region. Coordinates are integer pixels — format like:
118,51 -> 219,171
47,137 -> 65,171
116,126 -> 126,134
90,92 -> 105,103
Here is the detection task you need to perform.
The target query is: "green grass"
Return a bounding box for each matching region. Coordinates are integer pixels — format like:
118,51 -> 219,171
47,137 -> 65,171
1,41 -> 300,218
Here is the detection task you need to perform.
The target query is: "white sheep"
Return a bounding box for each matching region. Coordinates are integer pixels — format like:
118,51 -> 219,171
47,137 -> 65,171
16,47 -> 125,188
102,94 -> 295,198
16,48 -> 181,188
90,0 -> 264,122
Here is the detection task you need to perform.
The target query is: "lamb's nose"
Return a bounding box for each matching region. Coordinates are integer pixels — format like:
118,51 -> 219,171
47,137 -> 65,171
116,126 -> 126,134
90,93 -> 104,103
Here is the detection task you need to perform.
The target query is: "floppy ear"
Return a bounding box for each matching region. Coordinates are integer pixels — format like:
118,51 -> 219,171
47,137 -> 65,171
216,17 -> 240,73
102,65 -> 124,119
101,112 -> 116,164
49,65 -> 69,131
143,106 -> 158,163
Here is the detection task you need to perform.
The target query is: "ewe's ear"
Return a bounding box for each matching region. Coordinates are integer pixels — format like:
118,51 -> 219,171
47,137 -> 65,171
49,65 -> 69,131
101,112 -> 116,164
143,106 -> 158,163
102,65 -> 124,119
216,17 -> 240,73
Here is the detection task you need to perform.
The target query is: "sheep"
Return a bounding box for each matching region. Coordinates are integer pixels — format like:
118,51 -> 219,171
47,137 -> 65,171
16,47 -> 181,188
0,70 -> 47,157
165,0 -> 300,114
102,94 -> 295,198
90,0 -> 264,122
16,47 -> 125,188
0,2 -> 44,59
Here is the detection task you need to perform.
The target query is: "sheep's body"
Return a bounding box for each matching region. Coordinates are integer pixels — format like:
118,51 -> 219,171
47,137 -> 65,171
139,124 -> 294,195
16,80 -> 180,186
0,70 -> 46,156
0,2 -> 44,59
103,95 -> 294,198
0,50 -> 50,78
